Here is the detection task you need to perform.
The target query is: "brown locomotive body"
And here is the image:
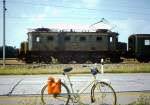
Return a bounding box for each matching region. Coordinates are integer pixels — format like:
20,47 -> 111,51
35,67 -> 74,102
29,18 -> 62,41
18,28 -> 125,63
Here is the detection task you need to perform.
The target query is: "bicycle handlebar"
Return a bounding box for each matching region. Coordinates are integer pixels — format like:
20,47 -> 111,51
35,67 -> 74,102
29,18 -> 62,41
82,63 -> 104,74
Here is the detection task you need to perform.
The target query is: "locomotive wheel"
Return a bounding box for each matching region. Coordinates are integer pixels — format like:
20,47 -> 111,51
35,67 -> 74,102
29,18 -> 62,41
43,57 -> 52,64
58,58 -> 69,64
110,57 -> 122,63
137,56 -> 149,63
137,56 -> 144,63
25,58 -> 33,64
90,58 -> 101,63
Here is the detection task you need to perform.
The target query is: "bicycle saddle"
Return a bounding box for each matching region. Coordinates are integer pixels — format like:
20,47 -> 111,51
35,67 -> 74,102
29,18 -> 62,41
63,67 -> 73,73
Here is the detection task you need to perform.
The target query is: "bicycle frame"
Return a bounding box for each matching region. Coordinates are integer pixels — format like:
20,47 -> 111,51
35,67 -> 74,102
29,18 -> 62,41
63,72 -> 99,104
78,75 -> 97,94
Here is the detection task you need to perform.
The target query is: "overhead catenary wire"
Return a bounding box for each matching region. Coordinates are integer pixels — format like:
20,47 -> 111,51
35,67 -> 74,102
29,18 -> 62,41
6,0 -> 150,10
6,0 -> 150,16
1,0 -> 150,22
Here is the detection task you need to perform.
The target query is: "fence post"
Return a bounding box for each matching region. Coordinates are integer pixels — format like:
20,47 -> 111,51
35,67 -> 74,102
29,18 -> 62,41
101,58 -> 104,74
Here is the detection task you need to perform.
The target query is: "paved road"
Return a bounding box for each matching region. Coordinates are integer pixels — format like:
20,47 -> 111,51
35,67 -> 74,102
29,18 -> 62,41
0,73 -> 150,104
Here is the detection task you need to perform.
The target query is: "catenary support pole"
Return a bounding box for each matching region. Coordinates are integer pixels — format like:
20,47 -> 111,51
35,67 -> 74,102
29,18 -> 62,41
3,0 -> 6,68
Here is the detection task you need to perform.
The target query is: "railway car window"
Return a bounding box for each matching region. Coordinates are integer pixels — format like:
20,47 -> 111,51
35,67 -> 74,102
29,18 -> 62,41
144,40 -> 150,46
36,36 -> 40,42
64,36 -> 70,41
109,37 -> 112,42
96,37 -> 102,41
80,37 -> 86,41
47,36 -> 54,41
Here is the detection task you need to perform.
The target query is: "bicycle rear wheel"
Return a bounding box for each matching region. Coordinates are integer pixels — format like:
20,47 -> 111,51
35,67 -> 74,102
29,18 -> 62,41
41,82 -> 70,105
91,81 -> 117,105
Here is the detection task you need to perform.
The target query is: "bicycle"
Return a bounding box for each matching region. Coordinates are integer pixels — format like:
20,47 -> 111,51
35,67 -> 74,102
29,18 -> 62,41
41,64 -> 117,105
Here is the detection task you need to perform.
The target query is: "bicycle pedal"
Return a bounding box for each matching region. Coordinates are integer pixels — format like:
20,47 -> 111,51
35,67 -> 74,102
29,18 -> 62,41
53,94 -> 58,98
91,98 -> 95,103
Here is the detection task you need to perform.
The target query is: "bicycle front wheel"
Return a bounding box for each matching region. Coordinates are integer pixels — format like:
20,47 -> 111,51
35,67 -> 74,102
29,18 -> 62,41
91,81 -> 117,105
41,82 -> 70,105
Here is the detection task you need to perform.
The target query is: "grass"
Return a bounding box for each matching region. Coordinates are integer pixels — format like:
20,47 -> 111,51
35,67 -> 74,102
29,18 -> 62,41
1,95 -> 149,105
104,63 -> 150,73
0,63 -> 150,75
125,96 -> 150,105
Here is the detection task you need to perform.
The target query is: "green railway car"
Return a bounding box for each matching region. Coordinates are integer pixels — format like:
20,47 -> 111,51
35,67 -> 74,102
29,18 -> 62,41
128,34 -> 150,62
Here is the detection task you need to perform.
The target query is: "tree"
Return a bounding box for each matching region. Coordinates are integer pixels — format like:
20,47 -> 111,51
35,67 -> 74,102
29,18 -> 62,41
0,46 -> 18,58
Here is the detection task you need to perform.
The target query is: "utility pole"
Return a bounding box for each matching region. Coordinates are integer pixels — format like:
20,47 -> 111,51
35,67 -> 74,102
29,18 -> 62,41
3,0 -> 6,68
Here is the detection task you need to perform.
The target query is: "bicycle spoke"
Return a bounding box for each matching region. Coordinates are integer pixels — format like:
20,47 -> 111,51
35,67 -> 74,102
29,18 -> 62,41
41,83 -> 70,105
55,94 -> 70,102
92,82 -> 117,105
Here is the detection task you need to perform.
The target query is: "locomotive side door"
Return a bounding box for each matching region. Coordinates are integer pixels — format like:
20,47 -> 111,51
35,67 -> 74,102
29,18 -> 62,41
108,35 -> 116,51
57,32 -> 65,51
128,35 -> 135,56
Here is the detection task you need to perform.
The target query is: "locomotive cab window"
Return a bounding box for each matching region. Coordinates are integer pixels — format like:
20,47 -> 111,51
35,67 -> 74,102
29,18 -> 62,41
47,36 -> 54,41
80,36 -> 86,41
96,37 -> 102,41
64,36 -> 71,41
36,36 -> 40,42
144,39 -> 150,46
109,36 -> 112,42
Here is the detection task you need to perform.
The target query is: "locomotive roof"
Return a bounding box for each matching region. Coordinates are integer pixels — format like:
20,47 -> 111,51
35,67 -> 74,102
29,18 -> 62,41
129,34 -> 150,38
28,28 -> 118,36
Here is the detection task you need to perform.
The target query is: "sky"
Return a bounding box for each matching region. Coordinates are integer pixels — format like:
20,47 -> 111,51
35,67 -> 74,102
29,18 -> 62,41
0,0 -> 150,48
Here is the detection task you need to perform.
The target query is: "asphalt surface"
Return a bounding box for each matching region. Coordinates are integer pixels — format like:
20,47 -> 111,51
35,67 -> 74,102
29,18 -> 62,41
0,73 -> 150,105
